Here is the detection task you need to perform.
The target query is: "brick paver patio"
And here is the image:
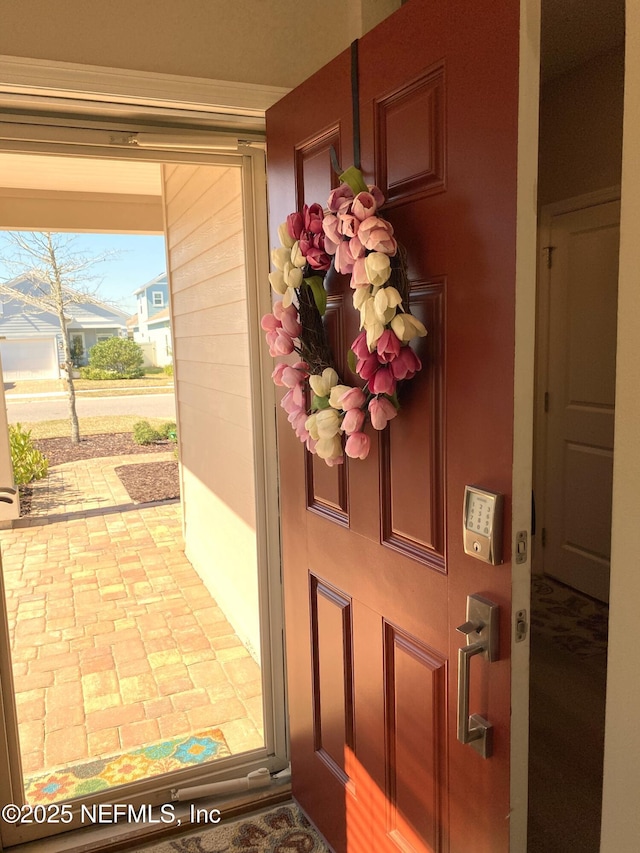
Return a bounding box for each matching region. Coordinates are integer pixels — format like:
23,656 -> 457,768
0,455 -> 263,789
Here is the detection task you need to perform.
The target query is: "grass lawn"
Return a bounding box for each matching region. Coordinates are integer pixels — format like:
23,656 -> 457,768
22,415 -> 173,440
4,377 -> 173,397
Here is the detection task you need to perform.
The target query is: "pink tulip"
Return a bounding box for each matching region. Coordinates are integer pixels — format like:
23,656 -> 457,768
351,257 -> 370,289
322,215 -> 341,254
369,364 -> 397,395
376,329 -> 401,363
286,211 -> 304,241
306,436 -> 318,454
335,386 -> 366,411
358,216 -> 398,255
368,185 -> 386,209
327,184 -> 354,214
349,236 -> 365,259
345,431 -> 371,460
357,352 -> 380,381
279,310 -> 302,339
280,365 -> 306,388
339,213 -> 359,239
352,191 -> 377,221
391,346 -> 422,380
271,363 -> 288,385
342,407 -> 366,435
304,203 -> 325,234
335,240 -> 357,275
351,331 -> 370,360
369,396 -> 398,430
261,310 -> 282,332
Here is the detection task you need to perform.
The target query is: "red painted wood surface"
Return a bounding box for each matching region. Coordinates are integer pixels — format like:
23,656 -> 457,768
266,1 -> 520,850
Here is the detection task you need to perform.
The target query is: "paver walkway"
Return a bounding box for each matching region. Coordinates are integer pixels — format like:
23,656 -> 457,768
0,456 -> 263,787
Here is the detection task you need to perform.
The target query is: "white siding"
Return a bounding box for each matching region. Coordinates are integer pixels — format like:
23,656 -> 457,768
162,163 -> 260,660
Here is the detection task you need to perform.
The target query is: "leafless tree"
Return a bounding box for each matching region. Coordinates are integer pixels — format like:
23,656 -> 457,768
0,231 -> 116,443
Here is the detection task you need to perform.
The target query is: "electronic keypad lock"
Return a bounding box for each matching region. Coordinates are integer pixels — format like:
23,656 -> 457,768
463,485 -> 503,565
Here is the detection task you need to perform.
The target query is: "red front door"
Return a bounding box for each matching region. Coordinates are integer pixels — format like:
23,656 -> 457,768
266,1 -> 525,850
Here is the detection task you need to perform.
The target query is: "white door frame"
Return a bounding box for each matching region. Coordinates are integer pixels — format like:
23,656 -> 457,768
0,59 -> 288,850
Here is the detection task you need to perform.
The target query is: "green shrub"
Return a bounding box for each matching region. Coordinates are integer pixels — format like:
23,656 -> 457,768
133,420 -> 161,445
9,423 -> 49,485
158,421 -> 177,440
88,337 -> 145,378
79,367 -> 127,380
163,364 -> 174,377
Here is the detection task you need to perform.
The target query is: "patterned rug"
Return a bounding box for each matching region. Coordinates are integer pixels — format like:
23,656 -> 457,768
531,574 -> 608,659
25,729 -> 230,805
138,803 -> 330,853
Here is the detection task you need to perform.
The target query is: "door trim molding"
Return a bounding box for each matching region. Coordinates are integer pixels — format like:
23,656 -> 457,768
0,54 -> 290,118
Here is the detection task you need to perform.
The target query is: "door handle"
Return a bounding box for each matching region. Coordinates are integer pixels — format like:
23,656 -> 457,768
456,594 -> 499,759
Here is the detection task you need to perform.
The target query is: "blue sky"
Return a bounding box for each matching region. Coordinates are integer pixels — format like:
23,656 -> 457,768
0,232 -> 167,316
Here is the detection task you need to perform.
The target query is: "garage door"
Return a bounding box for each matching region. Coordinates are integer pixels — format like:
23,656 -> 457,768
0,337 -> 60,381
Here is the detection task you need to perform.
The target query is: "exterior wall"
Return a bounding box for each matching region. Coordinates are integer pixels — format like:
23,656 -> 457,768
538,46 -> 624,207
147,324 -> 172,367
69,328 -> 122,365
0,189 -> 163,233
0,0 -> 400,90
163,163 -> 260,659
146,280 -> 168,319
600,6 -> 640,849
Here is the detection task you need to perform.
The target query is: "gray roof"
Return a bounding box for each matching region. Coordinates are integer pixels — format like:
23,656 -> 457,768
0,274 -> 128,337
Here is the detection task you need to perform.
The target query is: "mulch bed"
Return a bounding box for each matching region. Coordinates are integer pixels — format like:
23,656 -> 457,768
115,461 -> 180,504
20,433 -> 180,515
34,433 -> 175,466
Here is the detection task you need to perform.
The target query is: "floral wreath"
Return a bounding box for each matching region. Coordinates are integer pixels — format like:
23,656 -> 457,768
261,166 -> 427,466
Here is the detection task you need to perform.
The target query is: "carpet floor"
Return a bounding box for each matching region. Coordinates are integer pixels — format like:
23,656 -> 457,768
136,803 -> 329,853
25,729 -> 230,805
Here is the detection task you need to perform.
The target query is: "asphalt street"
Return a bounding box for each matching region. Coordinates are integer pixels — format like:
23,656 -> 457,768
5,393 -> 176,423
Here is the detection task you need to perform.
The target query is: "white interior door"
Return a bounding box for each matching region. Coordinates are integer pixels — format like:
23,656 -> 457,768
540,198 -> 620,602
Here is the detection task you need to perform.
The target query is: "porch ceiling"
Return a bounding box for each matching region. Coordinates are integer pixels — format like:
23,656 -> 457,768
0,152 -> 161,195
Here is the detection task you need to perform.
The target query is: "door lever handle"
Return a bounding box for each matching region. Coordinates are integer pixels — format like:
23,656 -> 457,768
456,619 -> 483,637
457,595 -> 499,759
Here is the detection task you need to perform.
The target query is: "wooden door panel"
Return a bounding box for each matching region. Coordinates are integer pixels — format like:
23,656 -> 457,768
267,1 -> 521,850
381,279 -> 445,564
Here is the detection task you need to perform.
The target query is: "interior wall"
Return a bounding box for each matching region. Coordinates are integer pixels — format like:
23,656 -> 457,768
600,2 -> 640,848
162,162 -> 261,660
0,0 -> 400,90
538,45 -> 624,206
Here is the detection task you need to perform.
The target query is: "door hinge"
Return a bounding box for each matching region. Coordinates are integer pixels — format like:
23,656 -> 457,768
543,245 -> 556,268
541,527 -> 547,547
544,391 -> 549,413
515,609 -> 528,643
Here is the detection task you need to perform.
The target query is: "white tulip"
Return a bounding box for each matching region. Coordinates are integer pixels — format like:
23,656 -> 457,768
364,252 -> 391,287
268,269 -> 287,295
290,241 -> 306,268
272,246 -> 291,270
309,367 -> 339,398
278,222 -> 296,249
391,312 -> 428,342
315,408 -> 342,439
283,263 -> 303,290
328,384 -> 352,409
305,413 -> 319,440
316,435 -> 343,460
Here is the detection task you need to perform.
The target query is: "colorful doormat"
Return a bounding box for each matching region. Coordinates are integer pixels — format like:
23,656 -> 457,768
139,803 -> 330,853
24,729 -> 230,804
531,574 -> 608,659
